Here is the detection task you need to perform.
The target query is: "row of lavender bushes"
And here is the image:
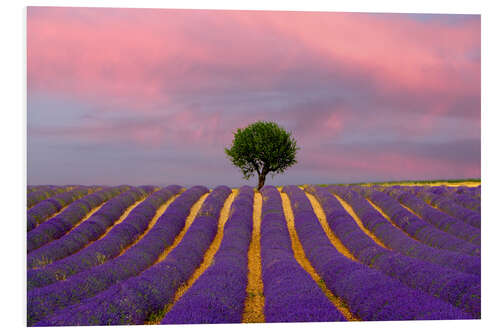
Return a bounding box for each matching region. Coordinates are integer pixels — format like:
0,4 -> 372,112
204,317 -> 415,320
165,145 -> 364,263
27,186 -> 101,232
306,186 -> 480,317
283,185 -> 471,320
161,186 -> 255,324
328,186 -> 480,276
27,186 -> 147,252
27,186 -> 71,209
27,185 -> 181,288
27,184 -> 480,325
27,185 -> 208,325
32,186 -> 231,326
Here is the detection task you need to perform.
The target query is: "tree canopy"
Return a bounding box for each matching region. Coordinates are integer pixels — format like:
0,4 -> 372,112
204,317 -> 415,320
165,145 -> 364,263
225,121 -> 299,190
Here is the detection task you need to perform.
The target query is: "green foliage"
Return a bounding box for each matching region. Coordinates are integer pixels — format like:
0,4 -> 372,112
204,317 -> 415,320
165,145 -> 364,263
225,121 -> 299,186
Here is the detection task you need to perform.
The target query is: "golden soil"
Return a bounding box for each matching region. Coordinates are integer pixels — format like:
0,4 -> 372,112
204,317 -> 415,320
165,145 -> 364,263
280,192 -> 360,321
147,190 -> 237,324
41,199 -> 81,224
154,192 -> 209,264
242,192 -> 265,323
305,193 -> 357,261
365,198 -> 416,241
29,201 -> 110,268
116,191 -> 184,257
399,202 -> 423,219
334,195 -> 390,249
91,195 -> 150,243
69,202 -> 107,233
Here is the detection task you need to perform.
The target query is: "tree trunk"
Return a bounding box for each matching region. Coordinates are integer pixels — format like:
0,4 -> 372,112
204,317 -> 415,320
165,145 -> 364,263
257,173 -> 266,191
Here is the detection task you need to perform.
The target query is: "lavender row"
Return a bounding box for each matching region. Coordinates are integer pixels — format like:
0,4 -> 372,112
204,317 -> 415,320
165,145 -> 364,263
453,185 -> 481,199
328,186 -> 480,276
414,188 -> 480,229
259,186 -> 345,322
35,186 -> 232,326
27,186 -> 124,248
306,186 -> 480,317
27,186 -> 98,232
27,185 -> 71,194
27,186 -> 208,325
27,186 -> 70,209
27,186 -> 152,253
27,185 -> 213,326
427,186 -> 481,213
283,185 -> 471,320
27,185 -> 40,193
381,186 -> 480,245
352,186 -> 479,256
450,193 -> 481,212
27,185 -> 181,283
162,186 -> 254,324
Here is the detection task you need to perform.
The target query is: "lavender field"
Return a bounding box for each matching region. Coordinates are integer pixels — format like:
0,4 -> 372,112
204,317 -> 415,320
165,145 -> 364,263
26,182 -> 480,325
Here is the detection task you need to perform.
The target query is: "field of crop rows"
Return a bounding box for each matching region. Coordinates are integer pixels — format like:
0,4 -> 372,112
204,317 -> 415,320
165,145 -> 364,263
26,183 -> 481,326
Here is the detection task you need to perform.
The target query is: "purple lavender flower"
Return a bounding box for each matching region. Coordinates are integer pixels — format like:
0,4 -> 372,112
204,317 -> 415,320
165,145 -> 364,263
416,188 -> 481,228
381,187 -> 480,245
353,187 -> 479,256
27,186 -> 102,232
328,186 -> 480,276
305,186 -> 480,317
27,186 -> 70,209
259,186 -> 346,322
282,185 -> 472,321
27,186 -> 146,252
27,186 -> 227,326
34,186 -> 232,326
161,186 -> 254,324
27,185 -> 181,275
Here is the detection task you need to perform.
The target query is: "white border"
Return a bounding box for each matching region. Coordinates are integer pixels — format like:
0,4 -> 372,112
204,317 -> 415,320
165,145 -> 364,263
2,0 -> 498,332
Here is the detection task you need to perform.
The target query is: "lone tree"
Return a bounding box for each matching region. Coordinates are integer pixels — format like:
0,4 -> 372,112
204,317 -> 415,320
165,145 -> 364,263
225,121 -> 299,190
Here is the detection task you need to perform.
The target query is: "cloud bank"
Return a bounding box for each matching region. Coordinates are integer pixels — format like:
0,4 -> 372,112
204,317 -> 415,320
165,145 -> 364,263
27,7 -> 480,186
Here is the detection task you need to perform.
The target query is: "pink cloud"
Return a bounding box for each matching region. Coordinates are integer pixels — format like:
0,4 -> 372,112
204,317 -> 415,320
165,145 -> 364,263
28,8 -> 480,117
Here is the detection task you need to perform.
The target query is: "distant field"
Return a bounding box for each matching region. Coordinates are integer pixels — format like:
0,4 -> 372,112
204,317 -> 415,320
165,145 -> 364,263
27,181 -> 480,326
317,178 -> 481,187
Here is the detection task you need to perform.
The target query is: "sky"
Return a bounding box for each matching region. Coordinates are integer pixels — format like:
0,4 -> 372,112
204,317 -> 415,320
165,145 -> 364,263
27,7 -> 481,187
